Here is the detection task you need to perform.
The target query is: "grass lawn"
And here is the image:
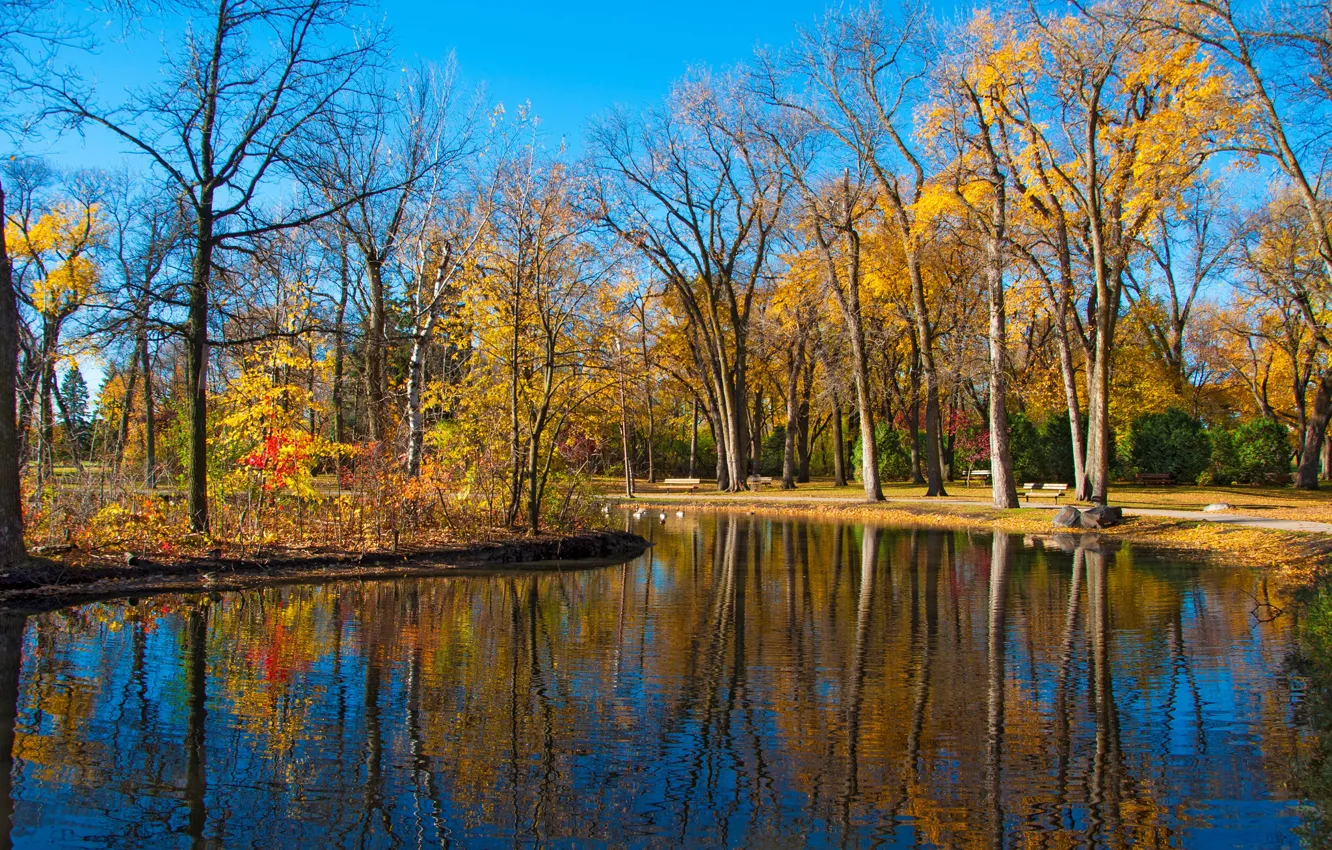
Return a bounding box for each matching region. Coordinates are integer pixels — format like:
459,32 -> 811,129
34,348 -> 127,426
597,476 -> 1332,523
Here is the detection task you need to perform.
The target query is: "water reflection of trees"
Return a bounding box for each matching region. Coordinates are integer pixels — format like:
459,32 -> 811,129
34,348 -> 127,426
0,515 -> 1311,846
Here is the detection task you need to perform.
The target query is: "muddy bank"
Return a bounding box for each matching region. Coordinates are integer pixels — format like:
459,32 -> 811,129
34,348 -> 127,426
0,529 -> 651,613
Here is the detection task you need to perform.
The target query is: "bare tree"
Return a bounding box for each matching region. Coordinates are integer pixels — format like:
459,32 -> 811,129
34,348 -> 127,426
1125,181 -> 1241,392
591,74 -> 791,491
99,169 -> 183,486
748,61 -> 889,501
306,60 -> 478,447
763,3 -> 951,496
41,0 -> 385,531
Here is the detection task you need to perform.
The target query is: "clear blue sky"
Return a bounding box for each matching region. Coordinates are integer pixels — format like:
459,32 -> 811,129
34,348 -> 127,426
385,0 -> 973,145
380,0 -> 837,145
42,0 -> 969,397
40,0 -> 969,165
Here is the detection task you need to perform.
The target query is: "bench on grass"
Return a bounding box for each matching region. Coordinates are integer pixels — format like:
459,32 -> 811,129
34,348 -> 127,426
1136,472 -> 1178,486
965,468 -> 991,486
1023,483 -> 1069,503
662,477 -> 702,492
746,476 -> 774,489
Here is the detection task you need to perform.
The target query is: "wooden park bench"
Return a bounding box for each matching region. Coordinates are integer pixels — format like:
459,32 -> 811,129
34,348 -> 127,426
746,476 -> 774,489
964,468 -> 991,486
1022,483 -> 1069,503
662,477 -> 702,492
1136,472 -> 1178,486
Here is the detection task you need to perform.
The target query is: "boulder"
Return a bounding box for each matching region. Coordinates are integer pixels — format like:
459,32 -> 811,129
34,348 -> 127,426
1082,505 -> 1124,528
1204,502 -> 1232,512
1053,506 -> 1083,528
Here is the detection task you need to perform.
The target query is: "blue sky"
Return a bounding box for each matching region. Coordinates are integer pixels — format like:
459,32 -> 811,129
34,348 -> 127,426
381,0 -> 835,145
41,0 -> 970,166
41,0 -> 972,396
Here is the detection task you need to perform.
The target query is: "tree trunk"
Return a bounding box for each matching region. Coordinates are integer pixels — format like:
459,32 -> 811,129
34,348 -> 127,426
813,205 -> 882,501
524,340 -> 557,534
0,178 -> 24,567
1295,372 -> 1332,490
689,398 -> 698,479
365,258 -> 389,443
141,332 -> 156,489
832,394 -> 847,487
1051,267 -> 1087,494
1086,272 -> 1119,505
618,372 -> 634,498
986,249 -> 1018,509
750,389 -> 763,477
527,432 -> 542,533
640,325 -> 655,484
908,338 -> 924,485
688,325 -> 750,493
506,288 -> 523,526
114,356 -> 140,471
715,433 -> 726,490
332,251 -> 349,445
404,333 -> 430,478
796,358 -> 813,483
35,332 -> 56,488
187,212 -> 214,533
781,337 -> 805,490
906,258 -> 947,497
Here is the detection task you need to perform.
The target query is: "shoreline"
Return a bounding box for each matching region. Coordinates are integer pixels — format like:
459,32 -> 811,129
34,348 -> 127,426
611,495 -> 1332,588
0,530 -> 651,614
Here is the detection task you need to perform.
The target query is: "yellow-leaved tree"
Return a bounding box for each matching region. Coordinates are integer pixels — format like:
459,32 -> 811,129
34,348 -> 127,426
216,342 -> 338,543
5,195 -> 104,481
977,0 -> 1247,502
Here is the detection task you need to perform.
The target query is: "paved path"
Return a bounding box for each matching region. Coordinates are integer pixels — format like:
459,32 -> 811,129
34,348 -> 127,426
1110,506 -> 1332,534
630,492 -> 1332,534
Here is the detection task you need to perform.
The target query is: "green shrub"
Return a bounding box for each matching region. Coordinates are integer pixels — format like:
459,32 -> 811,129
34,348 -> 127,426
1009,411 -> 1046,483
760,426 -> 786,477
1040,411 -> 1078,486
1205,426 -> 1238,486
851,423 -> 914,482
1128,407 -> 1211,483
1232,417 -> 1292,484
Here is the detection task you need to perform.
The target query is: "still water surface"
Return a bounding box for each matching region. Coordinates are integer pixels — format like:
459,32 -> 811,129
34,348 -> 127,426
0,515 -> 1314,847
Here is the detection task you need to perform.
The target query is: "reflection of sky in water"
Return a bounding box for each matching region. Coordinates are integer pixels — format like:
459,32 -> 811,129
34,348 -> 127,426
0,517 -> 1314,847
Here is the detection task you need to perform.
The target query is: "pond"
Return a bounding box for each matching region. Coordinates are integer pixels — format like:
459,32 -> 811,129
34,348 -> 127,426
0,513 -> 1317,847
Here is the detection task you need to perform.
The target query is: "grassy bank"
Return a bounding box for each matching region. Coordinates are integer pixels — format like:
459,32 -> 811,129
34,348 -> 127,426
605,478 -> 1332,588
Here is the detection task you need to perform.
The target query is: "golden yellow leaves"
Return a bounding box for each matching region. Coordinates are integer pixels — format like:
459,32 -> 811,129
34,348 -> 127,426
950,2 -> 1248,232
6,202 -> 106,316
962,10 -> 1043,111
30,255 -> 98,314
217,343 -> 338,500
908,182 -> 966,234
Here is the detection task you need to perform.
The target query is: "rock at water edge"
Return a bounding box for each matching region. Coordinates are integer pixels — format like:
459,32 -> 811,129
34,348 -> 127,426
1053,506 -> 1083,528
1082,505 -> 1124,528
